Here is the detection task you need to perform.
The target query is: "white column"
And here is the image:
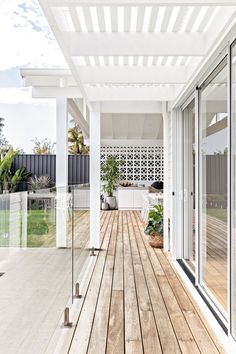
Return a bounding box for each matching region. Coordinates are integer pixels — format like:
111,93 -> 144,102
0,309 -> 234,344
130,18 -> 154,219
56,98 -> 68,188
163,111 -> 170,252
56,98 -> 68,248
90,111 -> 100,249
171,108 -> 183,260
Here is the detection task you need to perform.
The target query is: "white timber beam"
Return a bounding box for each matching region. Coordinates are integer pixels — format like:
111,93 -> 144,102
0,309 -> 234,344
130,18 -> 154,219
32,87 -> 82,98
86,85 -> 184,101
21,66 -> 191,85
49,0 -> 236,5
100,101 -> 162,114
38,0 -> 92,110
65,33 -> 206,57
76,66 -> 189,85
23,75 -> 76,87
21,68 -> 71,78
68,98 -> 89,137
56,98 -> 68,248
90,111 -> 101,249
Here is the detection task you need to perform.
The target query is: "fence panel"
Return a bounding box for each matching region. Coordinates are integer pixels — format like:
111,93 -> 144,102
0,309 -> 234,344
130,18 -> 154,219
12,154 -> 89,190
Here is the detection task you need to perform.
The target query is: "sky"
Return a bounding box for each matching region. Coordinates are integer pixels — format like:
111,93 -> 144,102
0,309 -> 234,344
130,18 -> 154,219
0,0 -> 68,153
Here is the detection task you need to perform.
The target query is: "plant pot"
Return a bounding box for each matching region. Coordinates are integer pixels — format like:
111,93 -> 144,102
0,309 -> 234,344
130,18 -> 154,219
101,202 -> 109,210
106,196 -> 116,210
148,232 -> 163,248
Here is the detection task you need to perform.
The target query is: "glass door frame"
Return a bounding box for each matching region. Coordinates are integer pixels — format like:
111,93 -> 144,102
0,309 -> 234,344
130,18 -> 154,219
175,36 -> 236,342
181,98 -> 196,278
179,47 -> 232,332
196,55 -> 229,323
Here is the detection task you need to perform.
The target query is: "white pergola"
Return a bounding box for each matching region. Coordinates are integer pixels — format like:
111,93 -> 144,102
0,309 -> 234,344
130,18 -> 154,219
21,0 -> 236,249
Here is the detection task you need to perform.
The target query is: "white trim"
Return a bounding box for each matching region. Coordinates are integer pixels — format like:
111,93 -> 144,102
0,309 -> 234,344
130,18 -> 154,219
227,42 -> 232,335
100,139 -> 163,147
175,109 -> 184,259
163,108 -> 170,251
49,0 -> 236,5
90,111 -> 101,249
181,91 -> 195,111
195,88 -> 200,287
171,108 -> 183,259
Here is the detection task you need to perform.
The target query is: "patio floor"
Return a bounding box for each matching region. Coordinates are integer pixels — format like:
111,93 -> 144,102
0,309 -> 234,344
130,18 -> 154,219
66,211 -> 225,354
0,210 -> 89,354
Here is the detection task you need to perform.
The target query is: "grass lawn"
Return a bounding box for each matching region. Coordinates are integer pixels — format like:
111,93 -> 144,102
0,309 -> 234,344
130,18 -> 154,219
0,209 -> 85,248
206,208 -> 227,223
0,209 -> 56,248
27,209 -> 56,247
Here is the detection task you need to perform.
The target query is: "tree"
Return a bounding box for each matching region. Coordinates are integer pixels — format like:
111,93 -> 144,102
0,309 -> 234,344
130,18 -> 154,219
32,138 -> 55,155
0,117 -> 4,134
68,124 -> 89,155
0,134 -> 11,156
0,116 -> 23,156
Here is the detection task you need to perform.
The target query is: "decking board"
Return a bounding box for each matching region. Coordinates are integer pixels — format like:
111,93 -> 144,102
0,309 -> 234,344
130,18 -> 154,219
67,211 -> 225,354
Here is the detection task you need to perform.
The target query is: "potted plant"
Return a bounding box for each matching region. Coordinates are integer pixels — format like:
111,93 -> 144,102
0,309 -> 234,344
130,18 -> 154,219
101,156 -> 122,210
145,204 -> 164,248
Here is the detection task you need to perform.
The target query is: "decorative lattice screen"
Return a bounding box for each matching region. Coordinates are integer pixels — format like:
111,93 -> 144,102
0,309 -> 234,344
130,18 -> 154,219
101,146 -> 164,182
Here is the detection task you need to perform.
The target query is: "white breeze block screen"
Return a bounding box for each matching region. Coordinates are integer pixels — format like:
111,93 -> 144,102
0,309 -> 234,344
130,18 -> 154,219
101,146 -> 164,182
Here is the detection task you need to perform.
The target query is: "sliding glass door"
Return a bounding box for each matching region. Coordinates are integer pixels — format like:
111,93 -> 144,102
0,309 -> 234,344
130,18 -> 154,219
180,40 -> 236,337
198,58 -> 228,314
231,40 -> 236,337
182,100 -> 196,273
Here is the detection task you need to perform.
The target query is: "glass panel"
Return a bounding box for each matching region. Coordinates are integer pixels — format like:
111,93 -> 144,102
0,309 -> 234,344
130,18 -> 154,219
71,184 -> 90,299
199,59 -> 228,313
0,187 -> 75,352
183,100 -> 196,272
231,41 -> 236,336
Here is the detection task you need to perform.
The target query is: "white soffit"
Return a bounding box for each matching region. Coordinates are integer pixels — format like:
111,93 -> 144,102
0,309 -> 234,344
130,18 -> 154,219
101,113 -> 163,140
38,1 -> 236,103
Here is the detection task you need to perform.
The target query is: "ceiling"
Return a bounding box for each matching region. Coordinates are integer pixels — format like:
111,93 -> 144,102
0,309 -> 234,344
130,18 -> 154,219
37,0 -> 236,109
101,113 -> 163,139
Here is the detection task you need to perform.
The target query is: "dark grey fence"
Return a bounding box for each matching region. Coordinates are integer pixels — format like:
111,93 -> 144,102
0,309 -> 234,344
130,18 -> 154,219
206,155 -> 227,195
12,154 -> 89,191
205,155 -> 227,209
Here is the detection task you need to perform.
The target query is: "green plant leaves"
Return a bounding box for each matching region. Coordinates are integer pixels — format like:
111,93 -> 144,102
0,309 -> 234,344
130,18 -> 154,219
145,204 -> 164,236
11,167 -> 31,192
0,149 -> 31,193
101,156 -> 123,197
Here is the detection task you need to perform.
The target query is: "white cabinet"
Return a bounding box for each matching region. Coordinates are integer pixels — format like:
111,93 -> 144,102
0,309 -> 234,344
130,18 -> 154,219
118,190 -> 133,209
133,190 -> 145,209
118,188 -> 147,210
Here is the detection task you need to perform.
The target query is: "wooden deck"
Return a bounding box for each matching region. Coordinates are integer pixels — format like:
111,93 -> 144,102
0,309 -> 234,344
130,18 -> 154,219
187,214 -> 227,312
204,215 -> 227,312
67,211 -> 225,354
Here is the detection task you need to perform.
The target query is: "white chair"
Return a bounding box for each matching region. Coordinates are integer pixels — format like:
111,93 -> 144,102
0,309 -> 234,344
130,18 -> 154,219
141,193 -> 164,223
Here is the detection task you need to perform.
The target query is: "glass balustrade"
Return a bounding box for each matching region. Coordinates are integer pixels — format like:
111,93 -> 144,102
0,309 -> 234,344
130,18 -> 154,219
0,184 -> 90,353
